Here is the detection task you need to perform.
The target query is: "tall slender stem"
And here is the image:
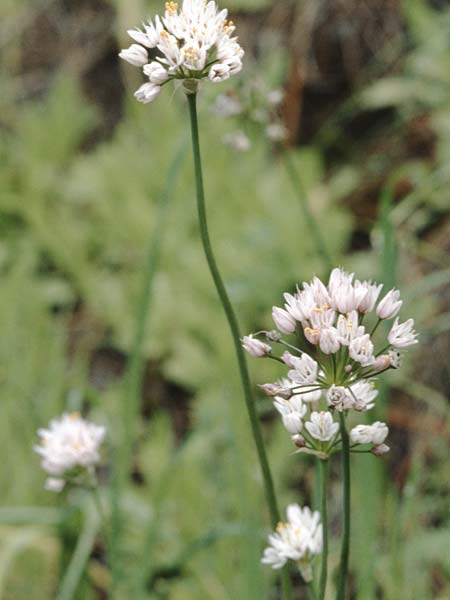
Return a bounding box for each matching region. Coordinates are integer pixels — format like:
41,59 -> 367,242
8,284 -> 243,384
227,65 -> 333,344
337,413 -> 351,600
283,152 -> 332,274
187,92 -> 292,600
318,458 -> 329,600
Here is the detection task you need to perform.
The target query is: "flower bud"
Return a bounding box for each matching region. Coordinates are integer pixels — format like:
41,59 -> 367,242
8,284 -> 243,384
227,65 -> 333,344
259,383 -> 292,399
272,307 -> 296,334
376,289 -> 402,320
371,443 -> 390,456
241,335 -> 271,358
291,434 -> 306,448
319,327 -> 340,354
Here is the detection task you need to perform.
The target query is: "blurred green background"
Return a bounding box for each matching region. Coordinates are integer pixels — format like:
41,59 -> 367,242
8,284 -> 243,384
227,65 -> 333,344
0,0 -> 449,598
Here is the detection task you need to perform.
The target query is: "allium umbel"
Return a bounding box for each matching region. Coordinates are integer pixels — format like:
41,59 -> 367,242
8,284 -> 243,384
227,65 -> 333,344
119,0 -> 244,102
34,413 -> 106,492
242,268 -> 419,456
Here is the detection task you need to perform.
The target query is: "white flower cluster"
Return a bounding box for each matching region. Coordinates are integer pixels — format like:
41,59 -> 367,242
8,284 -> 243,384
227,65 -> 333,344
243,268 -> 418,456
262,503 -> 322,581
119,0 -> 244,103
34,413 -> 106,492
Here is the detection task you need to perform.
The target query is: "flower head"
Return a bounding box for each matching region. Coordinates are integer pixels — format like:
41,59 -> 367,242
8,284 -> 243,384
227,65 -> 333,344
34,413 -> 106,490
120,0 -> 244,103
261,504 -> 322,581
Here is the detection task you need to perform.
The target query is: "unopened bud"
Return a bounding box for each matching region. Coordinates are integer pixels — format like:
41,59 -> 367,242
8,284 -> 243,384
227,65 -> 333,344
371,443 -> 390,456
374,354 -> 391,371
241,335 -> 271,358
291,434 -> 306,448
259,383 -> 292,399
344,364 -> 352,373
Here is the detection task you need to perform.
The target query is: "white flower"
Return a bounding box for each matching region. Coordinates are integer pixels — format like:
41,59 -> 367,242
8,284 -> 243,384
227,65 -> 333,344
284,290 -> 314,322
272,306 -> 297,334
349,380 -> 377,411
372,443 -> 390,456
223,130 -> 251,152
319,327 -> 340,354
134,82 -> 162,104
241,334 -> 271,357
119,44 -> 149,66
266,123 -> 287,142
336,311 -> 364,346
261,504 -> 322,580
350,422 -> 388,446
274,397 -> 307,435
34,413 -> 105,477
45,477 -> 65,493
376,289 -> 402,320
349,334 -> 374,366
143,61 -> 170,84
212,93 -> 242,117
287,354 -> 318,385
259,380 -> 293,399
326,386 -> 354,411
120,0 -> 244,103
388,317 -> 418,348
355,280 -> 383,313
305,411 -> 339,442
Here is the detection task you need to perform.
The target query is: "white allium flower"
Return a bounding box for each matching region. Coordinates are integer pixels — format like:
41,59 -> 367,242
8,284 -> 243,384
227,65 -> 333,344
134,82 -> 162,104
34,413 -> 106,477
272,306 -> 297,334
261,504 -> 322,581
372,443 -> 390,456
119,44 -> 149,66
259,379 -> 293,399
266,123 -> 288,142
305,411 -> 339,442
336,311 -> 364,346
287,354 -> 318,385
212,93 -> 242,116
388,317 -> 418,348
284,291 -> 314,322
350,422 -> 388,446
45,477 -> 65,493
355,280 -> 383,313
274,396 -> 307,435
349,334 -> 375,366
349,380 -> 377,411
266,88 -> 284,106
223,130 -> 251,152
326,386 -> 353,412
319,327 -> 340,354
241,334 -> 271,357
376,289 -> 403,320
143,61 -> 170,84
120,0 -> 244,103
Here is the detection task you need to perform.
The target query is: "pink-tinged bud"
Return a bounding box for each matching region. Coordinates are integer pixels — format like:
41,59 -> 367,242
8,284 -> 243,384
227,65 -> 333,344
303,325 -> 320,345
241,335 -> 271,358
371,443 -> 390,456
344,364 -> 352,373
291,434 -> 306,448
376,289 -> 402,320
281,351 -> 297,368
272,307 -> 296,334
373,354 -> 392,372
259,383 -> 292,399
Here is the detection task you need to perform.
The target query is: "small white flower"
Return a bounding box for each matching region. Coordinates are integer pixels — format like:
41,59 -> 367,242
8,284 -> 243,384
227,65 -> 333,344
372,443 -> 390,456
376,289 -> 402,320
266,88 -> 284,106
209,63 -> 231,82
349,380 -> 377,411
350,422 -> 388,446
326,386 -> 353,411
134,82 -> 162,104
261,504 -> 322,580
45,477 -> 65,493
272,306 -> 297,334
119,44 -> 149,66
388,317 -> 418,348
355,280 -> 383,313
241,334 -> 271,357
303,325 -> 320,345
259,380 -> 292,399
266,123 -> 288,142
287,354 -> 318,385
284,290 -> 314,322
305,411 -> 339,442
349,333 -> 374,366
34,413 -> 105,477
336,311 -> 364,346
143,61 -> 169,84
223,130 -> 251,152
212,93 -> 242,117
319,327 -> 340,354
274,396 -> 307,435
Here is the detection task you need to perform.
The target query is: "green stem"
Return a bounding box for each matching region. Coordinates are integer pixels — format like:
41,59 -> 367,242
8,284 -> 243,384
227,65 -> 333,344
337,413 -> 351,600
284,152 -> 332,274
318,459 -> 329,600
187,93 -> 292,599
